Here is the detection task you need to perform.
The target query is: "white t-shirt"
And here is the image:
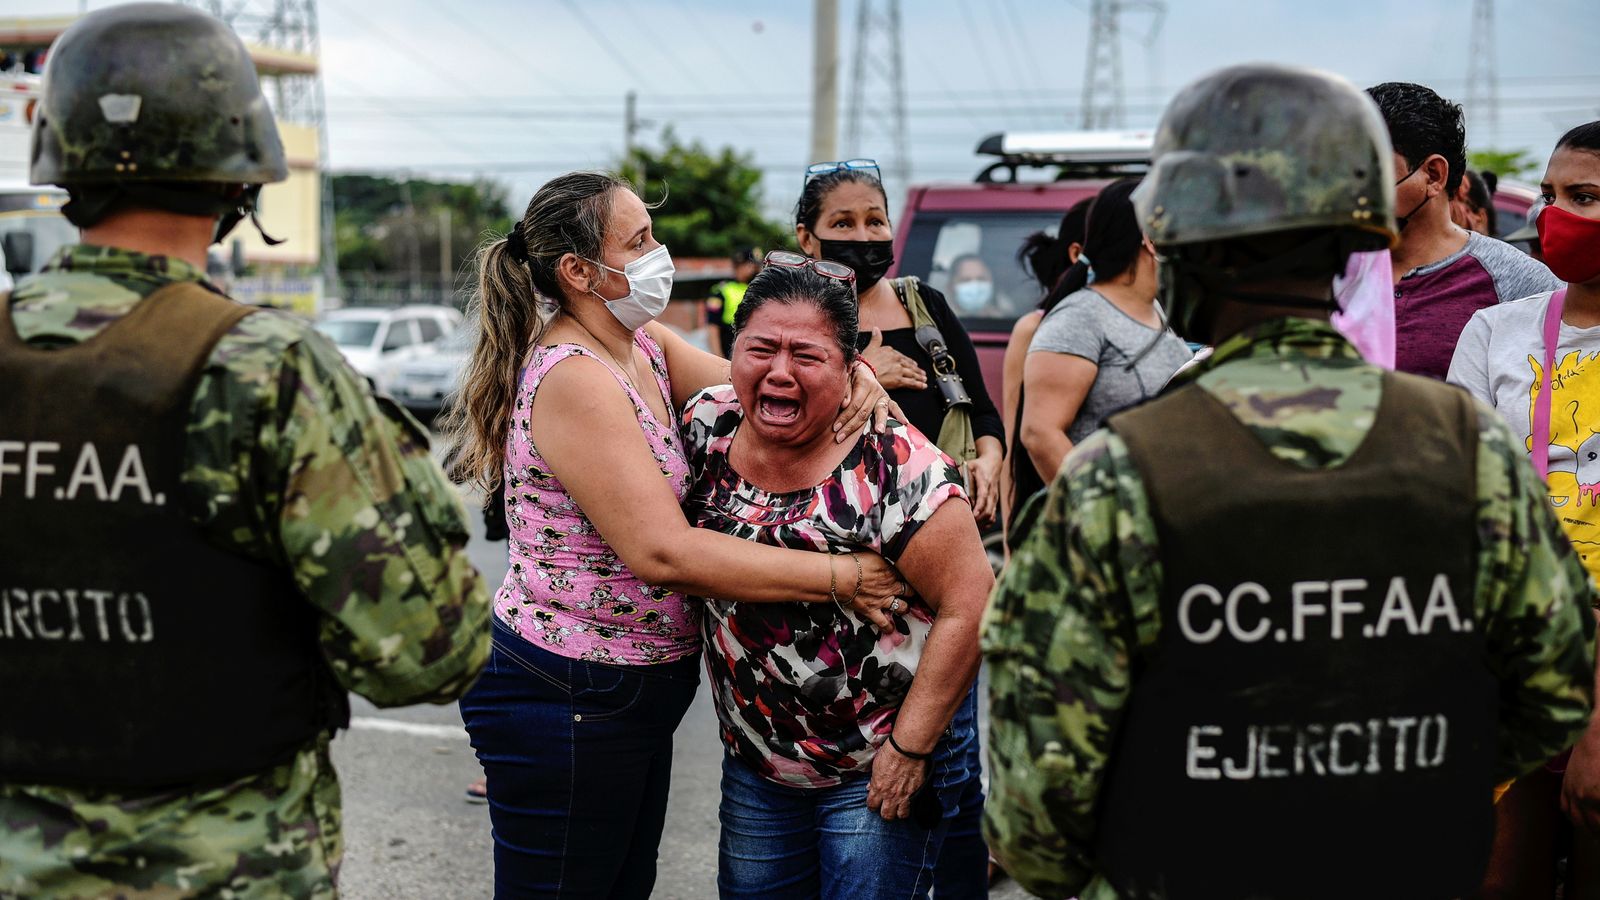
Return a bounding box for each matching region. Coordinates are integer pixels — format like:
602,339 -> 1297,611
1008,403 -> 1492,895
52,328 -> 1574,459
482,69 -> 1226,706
1448,289 -> 1600,581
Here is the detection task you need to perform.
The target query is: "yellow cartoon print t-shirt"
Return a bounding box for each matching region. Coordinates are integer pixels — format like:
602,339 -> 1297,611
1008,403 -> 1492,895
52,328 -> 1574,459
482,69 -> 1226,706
1449,289 -> 1600,584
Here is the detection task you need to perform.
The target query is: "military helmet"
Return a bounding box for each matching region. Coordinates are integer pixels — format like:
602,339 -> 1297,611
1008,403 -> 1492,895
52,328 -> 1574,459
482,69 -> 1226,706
30,2 -> 287,187
1135,64 -> 1397,251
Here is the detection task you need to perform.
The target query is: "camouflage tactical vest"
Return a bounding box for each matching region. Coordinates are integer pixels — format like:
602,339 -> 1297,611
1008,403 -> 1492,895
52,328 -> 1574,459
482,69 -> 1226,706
1096,373 -> 1495,899
0,282 -> 348,789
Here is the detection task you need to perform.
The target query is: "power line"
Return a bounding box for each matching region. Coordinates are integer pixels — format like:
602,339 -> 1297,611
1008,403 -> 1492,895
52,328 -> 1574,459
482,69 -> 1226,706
665,0 -> 761,86
556,0 -> 652,88
999,0 -> 1053,92
978,0 -> 1042,126
393,0 -> 584,99
611,0 -> 718,94
955,0 -> 1012,104
323,93 -> 1599,123
322,73 -> 1600,108
321,0 -> 593,161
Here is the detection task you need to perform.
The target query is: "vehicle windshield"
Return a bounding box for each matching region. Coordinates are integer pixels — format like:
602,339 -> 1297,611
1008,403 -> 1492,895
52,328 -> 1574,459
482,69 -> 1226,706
441,326 -> 473,352
897,211 -> 1067,333
0,210 -> 77,276
316,319 -> 381,348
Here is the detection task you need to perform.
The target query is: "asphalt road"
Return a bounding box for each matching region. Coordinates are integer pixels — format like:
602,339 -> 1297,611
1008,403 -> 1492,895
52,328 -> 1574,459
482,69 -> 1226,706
332,485 -> 1035,899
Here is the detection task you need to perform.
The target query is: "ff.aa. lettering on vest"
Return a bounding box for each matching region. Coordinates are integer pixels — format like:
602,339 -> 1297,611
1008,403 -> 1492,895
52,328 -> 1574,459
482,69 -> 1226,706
0,439 -> 162,644
1177,573 -> 1470,783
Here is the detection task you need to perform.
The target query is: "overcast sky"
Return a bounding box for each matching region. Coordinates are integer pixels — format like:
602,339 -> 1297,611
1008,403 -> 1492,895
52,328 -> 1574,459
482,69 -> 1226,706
33,0 -> 1600,219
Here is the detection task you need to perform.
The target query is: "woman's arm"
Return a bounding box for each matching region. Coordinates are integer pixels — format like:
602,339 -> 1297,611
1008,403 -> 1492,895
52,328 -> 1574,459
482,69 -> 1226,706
1002,312 -> 1044,449
865,500 -> 994,820
1020,350 -> 1097,482
644,321 -> 733,409
999,312 -> 1044,538
645,321 -> 895,441
530,355 -> 898,630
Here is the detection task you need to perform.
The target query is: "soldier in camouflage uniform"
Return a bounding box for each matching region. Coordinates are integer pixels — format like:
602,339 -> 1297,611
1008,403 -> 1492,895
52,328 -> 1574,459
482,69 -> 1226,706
983,64 -> 1596,899
0,5 -> 489,897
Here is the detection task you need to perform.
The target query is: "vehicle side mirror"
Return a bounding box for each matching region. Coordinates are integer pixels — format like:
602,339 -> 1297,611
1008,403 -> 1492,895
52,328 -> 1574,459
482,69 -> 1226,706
2,231 -> 34,275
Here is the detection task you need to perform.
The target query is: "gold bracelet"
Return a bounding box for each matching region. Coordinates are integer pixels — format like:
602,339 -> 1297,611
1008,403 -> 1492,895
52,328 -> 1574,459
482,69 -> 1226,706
828,554 -> 849,614
849,553 -> 864,607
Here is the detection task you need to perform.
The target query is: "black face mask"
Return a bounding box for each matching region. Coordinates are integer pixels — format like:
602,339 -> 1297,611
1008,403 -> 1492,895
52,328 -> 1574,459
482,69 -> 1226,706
818,239 -> 895,294
1394,165 -> 1430,233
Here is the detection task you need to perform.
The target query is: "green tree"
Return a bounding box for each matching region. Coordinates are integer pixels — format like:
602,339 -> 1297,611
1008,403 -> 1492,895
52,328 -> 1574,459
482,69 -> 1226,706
330,174 -> 513,276
620,129 -> 791,258
1469,149 -> 1540,180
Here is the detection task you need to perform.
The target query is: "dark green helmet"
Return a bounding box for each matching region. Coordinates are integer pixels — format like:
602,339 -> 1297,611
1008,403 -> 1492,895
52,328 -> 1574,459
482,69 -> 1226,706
30,2 -> 287,188
1136,64 -> 1397,249
1136,64 -> 1398,339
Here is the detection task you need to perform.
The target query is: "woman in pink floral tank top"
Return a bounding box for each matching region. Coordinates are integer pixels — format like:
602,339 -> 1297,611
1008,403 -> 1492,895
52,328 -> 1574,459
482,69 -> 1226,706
447,172 -> 906,899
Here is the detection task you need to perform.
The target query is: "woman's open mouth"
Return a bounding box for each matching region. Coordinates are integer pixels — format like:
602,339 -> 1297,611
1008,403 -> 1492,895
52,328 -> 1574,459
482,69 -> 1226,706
757,395 -> 802,424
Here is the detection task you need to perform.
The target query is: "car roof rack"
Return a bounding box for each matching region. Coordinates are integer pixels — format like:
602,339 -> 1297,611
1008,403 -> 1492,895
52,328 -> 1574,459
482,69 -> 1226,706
974,130 -> 1153,183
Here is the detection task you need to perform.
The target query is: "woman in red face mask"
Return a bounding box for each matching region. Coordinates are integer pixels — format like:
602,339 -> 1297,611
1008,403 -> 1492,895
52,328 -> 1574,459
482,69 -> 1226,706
1447,120 -> 1600,897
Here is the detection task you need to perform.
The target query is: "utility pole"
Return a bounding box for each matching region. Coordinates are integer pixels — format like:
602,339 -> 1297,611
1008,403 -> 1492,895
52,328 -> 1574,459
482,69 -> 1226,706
845,0 -> 910,188
1080,0 -> 1165,130
1466,0 -> 1499,145
437,207 -> 453,299
810,0 -> 839,165
624,90 -> 639,160
400,177 -> 421,303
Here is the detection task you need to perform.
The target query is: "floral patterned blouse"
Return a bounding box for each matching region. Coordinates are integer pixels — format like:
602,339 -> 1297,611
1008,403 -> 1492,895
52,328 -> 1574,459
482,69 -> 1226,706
494,331 -> 700,665
681,385 -> 968,788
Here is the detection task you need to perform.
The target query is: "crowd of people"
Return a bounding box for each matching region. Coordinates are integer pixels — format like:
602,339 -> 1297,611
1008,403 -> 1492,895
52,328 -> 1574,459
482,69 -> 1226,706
6,4 -> 1600,900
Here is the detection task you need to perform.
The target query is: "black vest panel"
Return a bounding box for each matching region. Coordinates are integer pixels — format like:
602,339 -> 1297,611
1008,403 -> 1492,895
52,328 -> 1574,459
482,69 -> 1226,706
0,282 -> 348,789
1097,374 -> 1494,899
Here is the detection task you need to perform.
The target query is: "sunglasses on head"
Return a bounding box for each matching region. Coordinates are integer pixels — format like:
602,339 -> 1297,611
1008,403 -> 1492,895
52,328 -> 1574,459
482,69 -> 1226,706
763,250 -> 857,286
804,158 -> 880,186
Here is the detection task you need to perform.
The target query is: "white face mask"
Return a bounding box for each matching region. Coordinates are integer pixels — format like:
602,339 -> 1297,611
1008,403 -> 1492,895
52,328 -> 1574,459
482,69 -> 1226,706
587,244 -> 675,331
953,280 -> 994,312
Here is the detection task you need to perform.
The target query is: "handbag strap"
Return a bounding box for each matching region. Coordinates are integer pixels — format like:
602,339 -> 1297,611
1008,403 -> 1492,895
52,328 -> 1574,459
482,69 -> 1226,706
892,277 -> 972,409
1531,287 -> 1569,482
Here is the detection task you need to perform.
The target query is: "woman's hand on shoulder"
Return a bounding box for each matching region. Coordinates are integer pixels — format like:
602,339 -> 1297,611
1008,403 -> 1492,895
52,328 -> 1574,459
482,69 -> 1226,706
832,357 -> 907,443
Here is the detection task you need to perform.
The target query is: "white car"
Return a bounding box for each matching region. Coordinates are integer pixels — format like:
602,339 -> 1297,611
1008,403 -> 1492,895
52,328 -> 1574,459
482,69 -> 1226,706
390,325 -> 472,420
315,305 -> 462,393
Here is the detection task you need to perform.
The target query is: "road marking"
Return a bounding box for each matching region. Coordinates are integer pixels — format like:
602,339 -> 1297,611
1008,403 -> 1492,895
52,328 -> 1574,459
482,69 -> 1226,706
350,716 -> 468,740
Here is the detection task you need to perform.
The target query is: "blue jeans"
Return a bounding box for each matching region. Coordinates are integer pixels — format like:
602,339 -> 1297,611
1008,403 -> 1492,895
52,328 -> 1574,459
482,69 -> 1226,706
934,684 -> 990,898
460,618 -> 700,899
716,712 -> 979,900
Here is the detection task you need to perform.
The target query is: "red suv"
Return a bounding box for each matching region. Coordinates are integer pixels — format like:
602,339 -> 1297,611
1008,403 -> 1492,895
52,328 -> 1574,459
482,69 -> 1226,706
891,131 -> 1544,411
889,131 -> 1153,410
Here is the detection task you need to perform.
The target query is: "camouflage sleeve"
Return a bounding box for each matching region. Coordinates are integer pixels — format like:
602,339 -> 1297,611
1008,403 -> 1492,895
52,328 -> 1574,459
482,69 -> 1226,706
1473,405 -> 1597,781
981,429 -> 1160,899
184,311 -> 490,707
